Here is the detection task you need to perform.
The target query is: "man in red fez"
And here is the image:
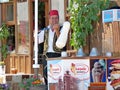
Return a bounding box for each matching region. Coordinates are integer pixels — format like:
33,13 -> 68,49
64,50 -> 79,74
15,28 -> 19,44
49,10 -> 60,37
38,9 -> 69,85
49,10 -> 59,16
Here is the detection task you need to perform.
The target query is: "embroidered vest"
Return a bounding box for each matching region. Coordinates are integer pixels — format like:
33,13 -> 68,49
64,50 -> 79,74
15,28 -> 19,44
43,26 -> 66,54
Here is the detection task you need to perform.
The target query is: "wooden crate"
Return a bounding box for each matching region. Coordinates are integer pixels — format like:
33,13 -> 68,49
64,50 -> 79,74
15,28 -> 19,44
5,53 -> 33,74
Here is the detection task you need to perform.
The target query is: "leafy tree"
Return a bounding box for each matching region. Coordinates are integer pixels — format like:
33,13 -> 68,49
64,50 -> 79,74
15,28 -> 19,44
68,0 -> 110,49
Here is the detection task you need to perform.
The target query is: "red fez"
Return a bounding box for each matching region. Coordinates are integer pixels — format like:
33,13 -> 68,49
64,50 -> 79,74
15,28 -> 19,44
49,10 -> 59,16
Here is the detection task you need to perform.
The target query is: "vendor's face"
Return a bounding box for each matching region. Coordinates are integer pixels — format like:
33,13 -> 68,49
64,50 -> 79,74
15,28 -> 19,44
49,15 -> 59,26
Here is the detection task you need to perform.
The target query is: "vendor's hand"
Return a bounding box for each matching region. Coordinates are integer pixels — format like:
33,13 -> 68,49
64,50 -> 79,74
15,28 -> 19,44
53,24 -> 60,37
53,24 -> 60,31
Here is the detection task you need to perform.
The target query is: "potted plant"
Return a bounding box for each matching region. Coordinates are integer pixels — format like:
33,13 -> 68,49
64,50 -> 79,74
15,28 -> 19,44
0,23 -> 10,74
68,0 -> 110,50
19,75 -> 46,90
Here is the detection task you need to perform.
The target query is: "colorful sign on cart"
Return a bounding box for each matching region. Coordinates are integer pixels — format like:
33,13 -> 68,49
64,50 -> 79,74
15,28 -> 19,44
47,59 -> 90,90
90,59 -> 106,83
107,59 -> 120,90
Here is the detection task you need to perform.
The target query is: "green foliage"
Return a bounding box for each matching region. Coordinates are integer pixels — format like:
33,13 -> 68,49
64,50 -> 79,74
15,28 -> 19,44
19,78 -> 34,90
0,23 -> 9,39
68,0 -> 110,49
0,23 -> 10,60
1,44 -> 8,60
19,75 -> 44,90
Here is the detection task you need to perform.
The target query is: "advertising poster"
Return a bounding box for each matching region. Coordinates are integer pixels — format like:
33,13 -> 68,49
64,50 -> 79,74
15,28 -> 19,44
18,21 -> 29,54
90,59 -> 106,83
102,9 -> 120,23
47,59 -> 90,90
102,9 -> 113,23
107,59 -> 120,90
17,1 -> 29,54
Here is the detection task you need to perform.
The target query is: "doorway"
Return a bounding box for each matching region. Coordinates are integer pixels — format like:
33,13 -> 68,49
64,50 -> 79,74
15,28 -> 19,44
32,1 -> 45,30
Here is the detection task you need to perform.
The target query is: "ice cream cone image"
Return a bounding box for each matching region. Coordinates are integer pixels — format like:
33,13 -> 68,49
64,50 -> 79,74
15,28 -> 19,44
50,64 -> 53,75
71,63 -> 76,75
92,62 -> 104,82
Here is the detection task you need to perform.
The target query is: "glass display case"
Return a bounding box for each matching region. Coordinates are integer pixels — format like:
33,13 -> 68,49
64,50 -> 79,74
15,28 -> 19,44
17,1 -> 30,54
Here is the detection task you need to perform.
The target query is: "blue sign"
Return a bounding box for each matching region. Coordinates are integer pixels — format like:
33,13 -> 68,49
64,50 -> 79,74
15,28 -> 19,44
102,10 -> 114,23
117,9 -> 120,20
0,0 -> 9,3
102,9 -> 120,23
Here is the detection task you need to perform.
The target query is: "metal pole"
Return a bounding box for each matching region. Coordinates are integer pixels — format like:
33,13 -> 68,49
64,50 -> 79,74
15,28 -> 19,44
33,0 -> 39,73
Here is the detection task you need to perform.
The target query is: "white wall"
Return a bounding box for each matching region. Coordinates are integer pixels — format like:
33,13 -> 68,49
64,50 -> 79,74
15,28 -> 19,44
51,0 -> 65,25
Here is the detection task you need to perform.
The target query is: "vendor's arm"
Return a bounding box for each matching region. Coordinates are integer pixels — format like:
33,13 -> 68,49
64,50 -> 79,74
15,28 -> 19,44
56,21 -> 70,49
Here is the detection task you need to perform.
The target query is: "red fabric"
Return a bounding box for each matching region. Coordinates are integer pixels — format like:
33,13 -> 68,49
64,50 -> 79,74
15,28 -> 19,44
49,10 -> 59,16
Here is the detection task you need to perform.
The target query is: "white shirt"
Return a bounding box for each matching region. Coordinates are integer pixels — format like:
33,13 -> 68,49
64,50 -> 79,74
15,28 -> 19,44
38,26 -> 55,52
47,27 -> 55,52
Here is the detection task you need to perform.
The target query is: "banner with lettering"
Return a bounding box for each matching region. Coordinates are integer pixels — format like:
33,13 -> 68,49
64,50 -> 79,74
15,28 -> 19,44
47,59 -> 90,90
